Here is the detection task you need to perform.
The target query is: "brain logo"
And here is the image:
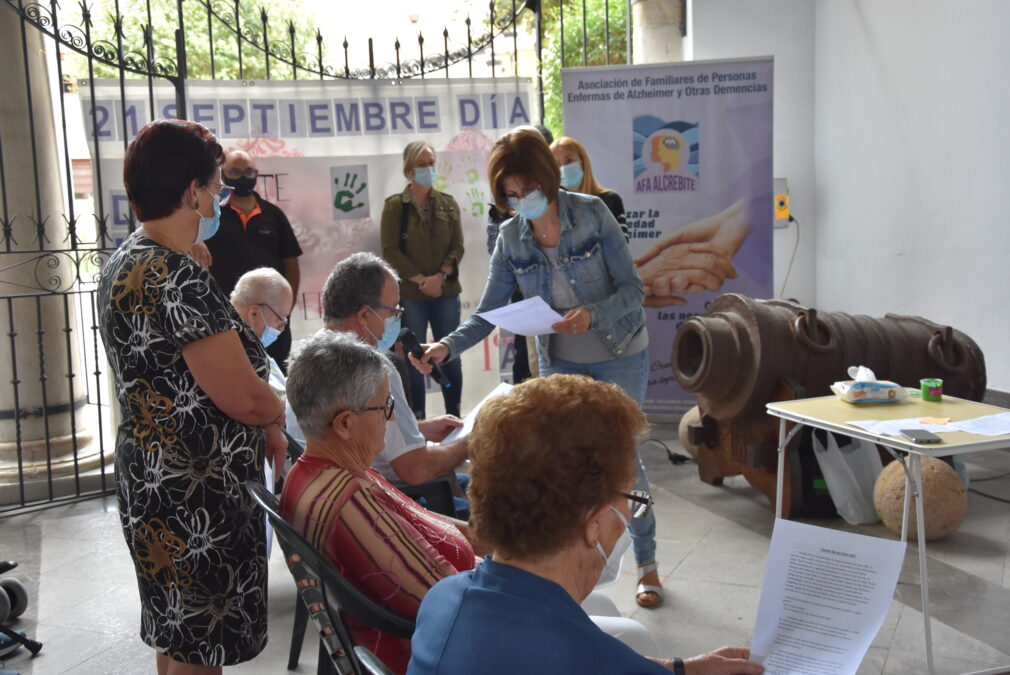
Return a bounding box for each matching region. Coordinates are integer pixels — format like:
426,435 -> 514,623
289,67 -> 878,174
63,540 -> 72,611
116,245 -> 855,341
633,116 -> 699,181
650,135 -> 683,172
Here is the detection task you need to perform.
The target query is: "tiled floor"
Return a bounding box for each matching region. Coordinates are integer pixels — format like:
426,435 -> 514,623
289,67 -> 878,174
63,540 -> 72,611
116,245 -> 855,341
2,429 -> 1009,674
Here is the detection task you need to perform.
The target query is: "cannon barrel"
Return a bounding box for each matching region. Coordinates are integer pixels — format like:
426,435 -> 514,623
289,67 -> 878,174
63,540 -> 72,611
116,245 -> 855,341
671,294 -> 987,514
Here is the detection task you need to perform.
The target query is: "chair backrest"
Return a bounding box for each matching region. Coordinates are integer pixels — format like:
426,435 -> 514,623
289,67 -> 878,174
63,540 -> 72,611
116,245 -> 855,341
391,474 -> 458,518
247,481 -> 416,639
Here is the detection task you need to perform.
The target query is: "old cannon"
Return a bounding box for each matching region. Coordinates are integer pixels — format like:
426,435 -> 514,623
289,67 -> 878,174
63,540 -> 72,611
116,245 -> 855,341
672,294 -> 986,517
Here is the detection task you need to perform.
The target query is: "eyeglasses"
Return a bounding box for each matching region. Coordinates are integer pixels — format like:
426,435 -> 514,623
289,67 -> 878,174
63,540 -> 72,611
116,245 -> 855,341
369,303 -> 404,320
257,303 -> 289,327
506,184 -> 542,201
208,182 -> 234,207
620,490 -> 653,520
342,394 -> 395,421
223,167 -> 259,179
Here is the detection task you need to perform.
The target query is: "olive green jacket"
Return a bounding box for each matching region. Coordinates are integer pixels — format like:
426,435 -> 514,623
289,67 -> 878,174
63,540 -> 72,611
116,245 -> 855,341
380,186 -> 464,302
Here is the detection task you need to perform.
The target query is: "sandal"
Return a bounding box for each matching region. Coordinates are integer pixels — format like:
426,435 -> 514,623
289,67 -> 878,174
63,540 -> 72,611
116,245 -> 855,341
636,561 -> 664,608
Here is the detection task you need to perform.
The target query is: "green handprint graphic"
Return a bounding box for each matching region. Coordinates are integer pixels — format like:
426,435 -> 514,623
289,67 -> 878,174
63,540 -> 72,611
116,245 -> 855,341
467,187 -> 486,217
433,161 -> 451,192
333,171 -> 367,212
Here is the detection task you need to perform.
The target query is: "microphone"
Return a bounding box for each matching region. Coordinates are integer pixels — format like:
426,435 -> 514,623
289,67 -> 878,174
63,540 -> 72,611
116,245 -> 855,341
398,327 -> 451,389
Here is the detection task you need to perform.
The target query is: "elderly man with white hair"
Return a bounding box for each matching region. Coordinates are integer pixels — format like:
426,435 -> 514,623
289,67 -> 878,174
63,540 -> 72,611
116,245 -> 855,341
230,267 -> 295,396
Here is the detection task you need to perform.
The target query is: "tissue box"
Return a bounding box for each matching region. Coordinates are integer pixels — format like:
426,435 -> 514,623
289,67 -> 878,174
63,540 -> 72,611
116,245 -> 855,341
830,380 -> 908,404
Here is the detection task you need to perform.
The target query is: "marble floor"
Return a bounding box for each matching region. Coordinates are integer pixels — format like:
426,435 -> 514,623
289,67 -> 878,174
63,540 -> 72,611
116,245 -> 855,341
2,428 -> 1009,674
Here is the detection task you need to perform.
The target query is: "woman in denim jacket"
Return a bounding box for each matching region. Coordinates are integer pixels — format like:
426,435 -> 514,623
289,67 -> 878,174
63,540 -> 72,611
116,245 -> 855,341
416,128 -> 664,608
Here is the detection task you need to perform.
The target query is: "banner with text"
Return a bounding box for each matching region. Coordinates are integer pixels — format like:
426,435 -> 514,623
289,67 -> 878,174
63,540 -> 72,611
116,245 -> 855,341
80,77 -> 534,414
562,58 -> 773,415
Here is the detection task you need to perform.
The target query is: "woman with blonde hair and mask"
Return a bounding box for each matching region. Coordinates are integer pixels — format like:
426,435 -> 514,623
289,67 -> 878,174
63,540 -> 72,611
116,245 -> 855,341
380,141 -> 464,418
551,135 -> 630,242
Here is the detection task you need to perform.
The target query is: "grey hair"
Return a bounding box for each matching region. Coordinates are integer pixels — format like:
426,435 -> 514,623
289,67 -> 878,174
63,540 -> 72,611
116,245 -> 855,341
230,267 -> 291,310
321,252 -> 398,324
402,141 -> 435,179
286,330 -> 392,441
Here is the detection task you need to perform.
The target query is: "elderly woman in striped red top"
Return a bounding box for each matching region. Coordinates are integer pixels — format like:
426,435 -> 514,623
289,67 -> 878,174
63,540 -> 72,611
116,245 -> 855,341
280,331 -> 476,675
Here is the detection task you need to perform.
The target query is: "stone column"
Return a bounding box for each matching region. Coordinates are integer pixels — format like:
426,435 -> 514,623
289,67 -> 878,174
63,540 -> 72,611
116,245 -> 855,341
631,0 -> 686,64
0,7 -> 98,505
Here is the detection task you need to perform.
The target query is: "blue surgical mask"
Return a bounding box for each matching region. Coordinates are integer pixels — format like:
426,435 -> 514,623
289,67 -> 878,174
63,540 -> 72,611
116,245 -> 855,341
413,166 -> 437,188
508,189 -> 549,221
194,188 -> 221,243
366,307 -> 402,352
260,324 -> 282,348
559,162 -> 585,191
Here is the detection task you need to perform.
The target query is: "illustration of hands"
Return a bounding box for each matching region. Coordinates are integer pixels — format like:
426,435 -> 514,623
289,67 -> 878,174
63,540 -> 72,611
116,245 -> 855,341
467,187 -> 485,217
333,171 -> 366,212
634,199 -> 751,308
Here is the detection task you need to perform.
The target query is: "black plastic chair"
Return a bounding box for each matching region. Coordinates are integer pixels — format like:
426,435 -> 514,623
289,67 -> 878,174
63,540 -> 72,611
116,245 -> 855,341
392,474 -> 459,518
246,481 -> 414,675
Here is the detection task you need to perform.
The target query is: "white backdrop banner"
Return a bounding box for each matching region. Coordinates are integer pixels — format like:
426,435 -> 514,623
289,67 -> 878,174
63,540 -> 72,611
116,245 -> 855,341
562,58 -> 774,415
81,77 -> 534,414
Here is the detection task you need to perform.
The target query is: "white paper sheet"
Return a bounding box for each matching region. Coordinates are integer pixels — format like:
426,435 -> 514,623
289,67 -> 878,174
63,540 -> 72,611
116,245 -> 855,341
846,417 -> 956,437
441,381 -> 514,444
950,412 -> 1010,436
475,296 -> 564,336
848,412 -> 1010,438
751,519 -> 906,675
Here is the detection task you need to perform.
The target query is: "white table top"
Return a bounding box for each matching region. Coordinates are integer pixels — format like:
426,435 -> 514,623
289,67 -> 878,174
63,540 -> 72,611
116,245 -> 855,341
766,394 -> 1010,458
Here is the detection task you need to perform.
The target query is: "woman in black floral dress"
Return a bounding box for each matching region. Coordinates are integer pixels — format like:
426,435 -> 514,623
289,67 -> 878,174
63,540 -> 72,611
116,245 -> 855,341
98,119 -> 286,674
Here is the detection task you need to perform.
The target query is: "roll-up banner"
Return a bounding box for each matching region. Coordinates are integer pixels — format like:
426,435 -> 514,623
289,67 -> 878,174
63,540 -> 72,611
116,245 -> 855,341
562,58 -> 774,416
79,78 -> 534,413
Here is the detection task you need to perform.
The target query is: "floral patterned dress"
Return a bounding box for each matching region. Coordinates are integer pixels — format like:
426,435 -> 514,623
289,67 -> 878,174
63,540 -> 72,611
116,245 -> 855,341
97,233 -> 270,665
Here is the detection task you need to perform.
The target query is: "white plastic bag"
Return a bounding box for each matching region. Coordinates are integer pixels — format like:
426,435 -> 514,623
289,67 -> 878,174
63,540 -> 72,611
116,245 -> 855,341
811,430 -> 883,524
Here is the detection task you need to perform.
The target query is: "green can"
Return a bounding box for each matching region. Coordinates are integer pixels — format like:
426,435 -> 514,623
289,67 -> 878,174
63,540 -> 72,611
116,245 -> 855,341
921,378 -> 943,401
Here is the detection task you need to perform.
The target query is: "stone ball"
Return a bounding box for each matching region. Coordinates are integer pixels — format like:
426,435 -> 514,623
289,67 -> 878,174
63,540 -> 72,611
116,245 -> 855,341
678,406 -> 702,459
873,457 -> 966,541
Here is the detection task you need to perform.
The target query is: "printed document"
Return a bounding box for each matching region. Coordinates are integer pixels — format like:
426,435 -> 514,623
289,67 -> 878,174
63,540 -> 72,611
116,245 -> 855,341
442,382 -> 514,444
475,296 -> 564,336
751,519 -> 905,675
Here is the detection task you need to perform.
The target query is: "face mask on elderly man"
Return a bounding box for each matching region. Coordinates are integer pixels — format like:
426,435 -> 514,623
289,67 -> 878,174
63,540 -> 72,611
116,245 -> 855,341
366,308 -> 402,352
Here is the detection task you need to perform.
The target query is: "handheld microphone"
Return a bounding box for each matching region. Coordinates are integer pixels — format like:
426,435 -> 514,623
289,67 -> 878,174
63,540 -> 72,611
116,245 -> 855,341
398,327 -> 451,389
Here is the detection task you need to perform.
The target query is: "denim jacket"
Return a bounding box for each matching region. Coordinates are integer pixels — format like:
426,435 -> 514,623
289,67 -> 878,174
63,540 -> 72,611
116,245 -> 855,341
442,190 -> 646,367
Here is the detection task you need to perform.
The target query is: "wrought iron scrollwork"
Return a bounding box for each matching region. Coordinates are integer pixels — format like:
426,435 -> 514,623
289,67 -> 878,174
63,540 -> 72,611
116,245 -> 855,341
0,248 -> 110,296
2,0 -> 178,78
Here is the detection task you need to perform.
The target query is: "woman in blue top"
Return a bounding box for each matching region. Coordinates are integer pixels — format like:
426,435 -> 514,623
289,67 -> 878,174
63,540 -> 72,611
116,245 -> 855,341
407,374 -> 761,675
417,127 -> 665,607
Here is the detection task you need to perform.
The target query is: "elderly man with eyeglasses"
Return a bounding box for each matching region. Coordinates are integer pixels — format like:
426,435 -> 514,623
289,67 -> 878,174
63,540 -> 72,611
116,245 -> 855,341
197,149 -> 303,370
285,252 -> 469,491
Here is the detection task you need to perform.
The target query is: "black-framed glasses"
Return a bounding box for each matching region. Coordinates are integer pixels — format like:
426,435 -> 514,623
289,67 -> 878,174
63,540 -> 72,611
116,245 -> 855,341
257,303 -> 289,327
343,394 -> 395,421
369,303 -> 404,320
208,182 -> 234,207
223,167 -> 259,179
621,490 -> 653,520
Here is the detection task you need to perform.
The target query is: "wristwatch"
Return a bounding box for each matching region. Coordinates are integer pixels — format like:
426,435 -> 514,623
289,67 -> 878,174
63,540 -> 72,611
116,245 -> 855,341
439,271 -> 449,281
672,657 -> 686,675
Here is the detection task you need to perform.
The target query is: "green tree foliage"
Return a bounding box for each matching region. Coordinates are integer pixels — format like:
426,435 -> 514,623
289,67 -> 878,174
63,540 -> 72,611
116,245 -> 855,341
534,0 -> 629,137
63,0 -> 319,82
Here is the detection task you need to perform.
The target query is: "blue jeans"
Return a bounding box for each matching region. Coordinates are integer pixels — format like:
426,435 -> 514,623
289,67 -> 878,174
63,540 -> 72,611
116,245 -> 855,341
540,348 -> 656,566
402,295 -> 463,418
